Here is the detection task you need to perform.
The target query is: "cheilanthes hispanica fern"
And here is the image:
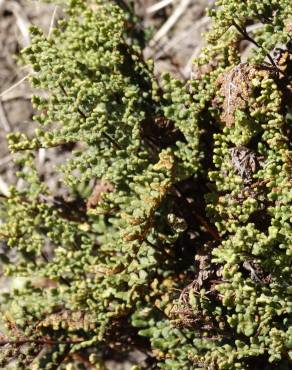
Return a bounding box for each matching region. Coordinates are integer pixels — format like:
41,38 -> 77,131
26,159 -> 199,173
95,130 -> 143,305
0,0 -> 291,369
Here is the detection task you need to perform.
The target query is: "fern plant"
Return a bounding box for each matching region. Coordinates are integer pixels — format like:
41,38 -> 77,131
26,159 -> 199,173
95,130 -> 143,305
0,0 -> 291,369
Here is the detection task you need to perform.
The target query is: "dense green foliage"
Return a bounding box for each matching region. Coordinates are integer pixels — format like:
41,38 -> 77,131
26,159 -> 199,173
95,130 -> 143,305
0,0 -> 291,369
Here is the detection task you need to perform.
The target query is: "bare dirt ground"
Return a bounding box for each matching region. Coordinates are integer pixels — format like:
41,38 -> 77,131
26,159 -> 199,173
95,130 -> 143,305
0,1 -> 211,368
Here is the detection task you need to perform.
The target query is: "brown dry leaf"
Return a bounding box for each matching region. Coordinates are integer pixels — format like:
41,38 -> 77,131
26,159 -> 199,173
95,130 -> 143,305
86,180 -> 113,209
216,63 -> 268,127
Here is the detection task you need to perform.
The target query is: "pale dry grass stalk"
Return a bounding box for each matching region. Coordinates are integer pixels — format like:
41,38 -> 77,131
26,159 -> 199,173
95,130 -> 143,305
48,5 -> 58,38
147,0 -> 174,14
0,74 -> 30,99
5,1 -> 31,47
0,176 -> 9,196
150,0 -> 191,45
0,100 -> 11,132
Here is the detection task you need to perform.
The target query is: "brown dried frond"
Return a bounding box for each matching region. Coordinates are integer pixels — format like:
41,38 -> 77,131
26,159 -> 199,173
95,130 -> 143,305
191,60 -> 218,81
86,180 -> 113,209
171,243 -> 224,332
232,179 -> 269,204
179,242 -> 221,298
242,260 -> 273,285
0,320 -> 43,368
188,353 -> 206,369
170,304 -> 198,329
216,63 -> 269,127
229,146 -> 259,181
171,302 -> 222,335
37,309 -> 96,331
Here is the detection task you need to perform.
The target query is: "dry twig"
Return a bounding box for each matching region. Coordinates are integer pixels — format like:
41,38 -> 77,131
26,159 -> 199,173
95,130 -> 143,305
0,176 -> 10,197
0,74 -> 30,99
147,0 -> 174,14
5,1 -> 31,47
150,0 -> 191,46
48,5 -> 58,38
0,100 -> 11,132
